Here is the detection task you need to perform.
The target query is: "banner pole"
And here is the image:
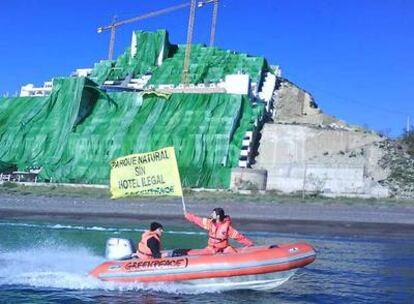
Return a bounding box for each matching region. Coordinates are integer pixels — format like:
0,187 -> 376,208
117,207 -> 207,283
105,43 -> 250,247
181,195 -> 187,214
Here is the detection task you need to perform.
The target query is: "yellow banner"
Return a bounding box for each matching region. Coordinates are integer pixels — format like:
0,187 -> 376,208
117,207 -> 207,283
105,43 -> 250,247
110,147 -> 183,199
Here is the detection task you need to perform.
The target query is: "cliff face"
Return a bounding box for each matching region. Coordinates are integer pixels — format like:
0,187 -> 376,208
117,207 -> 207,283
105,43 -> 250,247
272,79 -> 348,128
252,79 -> 413,199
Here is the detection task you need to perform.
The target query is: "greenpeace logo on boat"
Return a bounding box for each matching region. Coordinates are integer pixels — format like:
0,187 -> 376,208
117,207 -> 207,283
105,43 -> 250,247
124,258 -> 188,272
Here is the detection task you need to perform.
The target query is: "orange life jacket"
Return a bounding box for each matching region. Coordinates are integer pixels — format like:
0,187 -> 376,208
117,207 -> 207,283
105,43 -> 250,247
207,217 -> 231,250
137,230 -> 161,259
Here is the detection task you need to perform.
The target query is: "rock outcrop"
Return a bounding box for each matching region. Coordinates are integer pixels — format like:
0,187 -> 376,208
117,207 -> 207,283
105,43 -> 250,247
248,78 -> 413,199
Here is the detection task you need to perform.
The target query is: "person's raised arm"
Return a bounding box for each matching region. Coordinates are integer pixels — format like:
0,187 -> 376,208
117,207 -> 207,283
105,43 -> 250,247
228,226 -> 254,247
185,212 -> 211,230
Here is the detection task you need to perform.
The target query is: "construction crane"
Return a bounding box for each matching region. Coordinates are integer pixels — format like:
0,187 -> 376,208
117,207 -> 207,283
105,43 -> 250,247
198,0 -> 220,46
97,1 -> 216,61
97,2 -> 191,60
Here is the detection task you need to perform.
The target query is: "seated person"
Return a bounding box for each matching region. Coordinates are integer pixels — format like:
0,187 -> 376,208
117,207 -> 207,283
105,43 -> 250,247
134,222 -> 164,259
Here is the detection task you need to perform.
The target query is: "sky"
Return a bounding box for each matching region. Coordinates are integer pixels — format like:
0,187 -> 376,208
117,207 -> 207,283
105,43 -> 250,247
1,0 -> 413,137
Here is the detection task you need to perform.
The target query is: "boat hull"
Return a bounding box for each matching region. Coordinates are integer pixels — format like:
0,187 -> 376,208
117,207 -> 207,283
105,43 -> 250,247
89,243 -> 316,283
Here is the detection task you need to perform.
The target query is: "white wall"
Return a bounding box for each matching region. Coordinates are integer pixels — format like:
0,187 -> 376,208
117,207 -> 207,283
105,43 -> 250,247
256,124 -> 382,167
224,74 -> 250,95
267,163 -> 364,194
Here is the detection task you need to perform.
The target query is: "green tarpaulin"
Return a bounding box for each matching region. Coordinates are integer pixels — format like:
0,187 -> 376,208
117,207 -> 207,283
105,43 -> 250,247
89,29 -> 267,87
0,29 -> 269,188
0,78 -> 264,188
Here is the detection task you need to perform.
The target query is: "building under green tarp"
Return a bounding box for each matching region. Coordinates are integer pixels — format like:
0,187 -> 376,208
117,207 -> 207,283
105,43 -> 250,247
0,30 -> 269,188
90,29 -> 268,87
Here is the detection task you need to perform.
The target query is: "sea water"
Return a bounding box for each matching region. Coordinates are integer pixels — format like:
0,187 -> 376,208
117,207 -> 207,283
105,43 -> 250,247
0,219 -> 413,303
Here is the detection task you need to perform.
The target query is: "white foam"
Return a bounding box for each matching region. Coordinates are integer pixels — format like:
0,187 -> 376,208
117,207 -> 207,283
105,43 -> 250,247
0,243 -> 295,293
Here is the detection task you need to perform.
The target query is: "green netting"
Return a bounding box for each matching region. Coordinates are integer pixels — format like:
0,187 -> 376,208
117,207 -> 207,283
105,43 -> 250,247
90,30 -> 170,83
89,60 -> 114,85
89,30 -> 267,87
0,161 -> 15,173
148,44 -> 268,86
0,79 -> 263,188
46,90 -> 262,187
1,29 -> 269,188
0,77 -> 100,178
129,30 -> 170,76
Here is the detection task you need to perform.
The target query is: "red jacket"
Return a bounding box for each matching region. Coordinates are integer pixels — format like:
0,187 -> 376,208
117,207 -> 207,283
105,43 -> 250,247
136,230 -> 162,259
185,212 -> 253,250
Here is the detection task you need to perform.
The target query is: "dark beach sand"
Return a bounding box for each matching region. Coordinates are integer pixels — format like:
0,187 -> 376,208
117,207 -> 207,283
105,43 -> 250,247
1,192 -> 413,238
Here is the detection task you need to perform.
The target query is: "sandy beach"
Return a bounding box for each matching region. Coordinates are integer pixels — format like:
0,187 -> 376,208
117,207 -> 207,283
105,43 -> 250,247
1,188 -> 413,238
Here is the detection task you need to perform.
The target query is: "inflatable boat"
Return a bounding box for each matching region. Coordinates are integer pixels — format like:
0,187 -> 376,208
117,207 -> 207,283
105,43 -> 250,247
89,239 -> 316,284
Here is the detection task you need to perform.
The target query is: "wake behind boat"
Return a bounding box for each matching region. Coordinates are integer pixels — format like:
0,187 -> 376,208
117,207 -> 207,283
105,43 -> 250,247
89,239 -> 316,290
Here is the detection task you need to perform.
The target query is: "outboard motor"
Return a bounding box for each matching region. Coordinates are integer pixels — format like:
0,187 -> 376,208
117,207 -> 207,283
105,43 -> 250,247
105,238 -> 135,260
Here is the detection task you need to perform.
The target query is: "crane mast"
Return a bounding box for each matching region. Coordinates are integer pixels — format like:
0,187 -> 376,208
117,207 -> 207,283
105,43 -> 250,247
182,0 -> 197,85
209,0 -> 219,46
198,0 -> 220,46
108,17 -> 117,61
182,0 -> 219,83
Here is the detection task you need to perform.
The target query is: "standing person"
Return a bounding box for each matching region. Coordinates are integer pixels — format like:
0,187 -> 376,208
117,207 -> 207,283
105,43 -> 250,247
134,222 -> 164,259
185,208 -> 254,255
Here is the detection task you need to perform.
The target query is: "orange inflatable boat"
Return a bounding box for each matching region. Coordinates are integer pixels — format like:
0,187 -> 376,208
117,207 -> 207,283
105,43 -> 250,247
89,242 -> 316,283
